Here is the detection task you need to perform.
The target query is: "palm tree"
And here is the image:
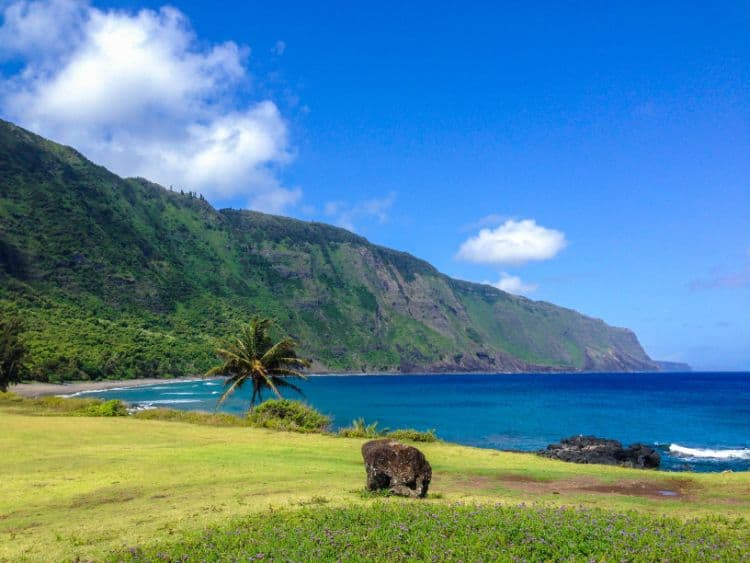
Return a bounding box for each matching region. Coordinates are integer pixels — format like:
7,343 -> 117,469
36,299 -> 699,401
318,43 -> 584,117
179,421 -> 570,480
205,316 -> 311,410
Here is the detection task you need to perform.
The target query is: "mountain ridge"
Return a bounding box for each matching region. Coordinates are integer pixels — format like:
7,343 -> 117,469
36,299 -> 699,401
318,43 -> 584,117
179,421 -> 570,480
0,119 -> 658,380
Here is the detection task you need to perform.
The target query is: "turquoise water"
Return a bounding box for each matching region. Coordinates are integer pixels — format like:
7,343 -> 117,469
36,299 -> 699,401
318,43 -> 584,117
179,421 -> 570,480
77,372 -> 750,473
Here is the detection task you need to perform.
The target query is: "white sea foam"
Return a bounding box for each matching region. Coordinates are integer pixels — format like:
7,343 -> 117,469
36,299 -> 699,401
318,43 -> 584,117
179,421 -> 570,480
61,387 -> 131,398
669,444 -> 750,460
164,392 -> 197,396
145,399 -> 203,405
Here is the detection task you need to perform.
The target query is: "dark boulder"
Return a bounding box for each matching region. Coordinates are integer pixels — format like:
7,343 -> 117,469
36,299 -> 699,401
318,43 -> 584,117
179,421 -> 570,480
539,435 -> 660,469
361,439 -> 432,498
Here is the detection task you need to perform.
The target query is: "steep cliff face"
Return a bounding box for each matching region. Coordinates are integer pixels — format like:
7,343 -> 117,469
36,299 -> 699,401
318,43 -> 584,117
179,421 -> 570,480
0,119 -> 657,380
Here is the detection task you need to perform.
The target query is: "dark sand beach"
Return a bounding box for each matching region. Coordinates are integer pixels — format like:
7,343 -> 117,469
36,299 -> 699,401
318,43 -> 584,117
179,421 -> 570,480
12,377 -> 202,397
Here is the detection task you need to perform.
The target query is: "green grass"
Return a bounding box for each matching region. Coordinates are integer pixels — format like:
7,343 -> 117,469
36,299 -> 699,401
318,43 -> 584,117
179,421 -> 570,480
114,502 -> 750,562
1,403 -> 750,561
0,392 -> 127,417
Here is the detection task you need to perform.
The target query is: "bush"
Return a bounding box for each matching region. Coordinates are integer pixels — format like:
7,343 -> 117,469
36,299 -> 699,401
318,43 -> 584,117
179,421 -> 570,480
0,392 -> 126,416
133,408 -> 248,427
74,399 -> 128,417
386,428 -> 438,443
247,399 -> 330,433
337,418 -> 387,438
338,418 -> 438,442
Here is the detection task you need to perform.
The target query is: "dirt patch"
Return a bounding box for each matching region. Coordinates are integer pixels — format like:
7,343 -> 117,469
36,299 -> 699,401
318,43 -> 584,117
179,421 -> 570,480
448,473 -> 696,500
455,473 -> 544,489
69,487 -> 140,508
578,479 -> 694,499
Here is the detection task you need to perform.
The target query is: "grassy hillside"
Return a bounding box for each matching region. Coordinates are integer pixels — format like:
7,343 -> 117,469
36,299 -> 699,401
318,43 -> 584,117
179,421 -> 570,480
1,399 -> 748,561
0,119 -> 657,380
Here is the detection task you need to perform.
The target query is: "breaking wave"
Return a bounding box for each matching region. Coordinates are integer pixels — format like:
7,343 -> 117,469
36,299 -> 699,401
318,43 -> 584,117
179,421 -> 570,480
143,399 -> 203,405
669,444 -> 750,460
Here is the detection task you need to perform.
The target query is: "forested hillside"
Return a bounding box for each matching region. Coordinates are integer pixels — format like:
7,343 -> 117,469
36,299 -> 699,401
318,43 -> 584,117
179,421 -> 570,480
0,120 -> 657,380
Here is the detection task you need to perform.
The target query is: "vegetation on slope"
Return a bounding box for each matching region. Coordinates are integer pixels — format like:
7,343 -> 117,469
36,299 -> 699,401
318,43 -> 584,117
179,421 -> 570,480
116,502 -> 750,562
0,315 -> 27,390
0,119 -> 657,380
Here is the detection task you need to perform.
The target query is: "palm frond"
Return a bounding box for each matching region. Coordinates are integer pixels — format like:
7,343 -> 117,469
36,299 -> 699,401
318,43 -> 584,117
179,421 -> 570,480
260,338 -> 296,362
215,375 -> 246,408
207,316 -> 312,410
260,372 -> 283,399
273,377 -> 305,396
268,367 -> 308,378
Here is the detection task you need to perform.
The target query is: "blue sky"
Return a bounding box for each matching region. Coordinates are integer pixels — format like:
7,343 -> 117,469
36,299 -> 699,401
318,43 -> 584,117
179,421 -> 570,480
1,1 -> 748,369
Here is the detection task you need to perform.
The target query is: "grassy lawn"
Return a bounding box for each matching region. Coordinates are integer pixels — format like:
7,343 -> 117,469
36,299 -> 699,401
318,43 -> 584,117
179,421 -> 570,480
2,403 -> 750,561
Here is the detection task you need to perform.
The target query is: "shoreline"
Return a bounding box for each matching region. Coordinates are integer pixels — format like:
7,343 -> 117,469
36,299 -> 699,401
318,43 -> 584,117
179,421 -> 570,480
10,369 -> 734,397
12,377 -> 205,398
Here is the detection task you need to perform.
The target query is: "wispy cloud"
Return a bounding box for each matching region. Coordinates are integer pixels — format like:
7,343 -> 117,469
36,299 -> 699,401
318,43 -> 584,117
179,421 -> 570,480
485,273 -> 538,296
690,249 -> 750,291
271,40 -> 286,56
0,0 -> 298,214
690,267 -> 750,291
457,219 -> 567,266
324,193 -> 396,232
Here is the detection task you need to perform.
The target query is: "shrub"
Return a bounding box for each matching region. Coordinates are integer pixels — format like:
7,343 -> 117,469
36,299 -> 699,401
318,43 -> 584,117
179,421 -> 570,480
247,399 -> 330,433
0,315 -> 28,392
386,428 -> 438,443
0,393 -> 126,416
74,399 -> 128,417
133,408 -> 248,427
338,419 -> 438,442
337,418 -> 387,438
0,391 -> 24,404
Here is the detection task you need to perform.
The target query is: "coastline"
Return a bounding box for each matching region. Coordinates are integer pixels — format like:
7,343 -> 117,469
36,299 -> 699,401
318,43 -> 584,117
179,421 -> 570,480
10,369 -> 723,397
12,377 -> 205,398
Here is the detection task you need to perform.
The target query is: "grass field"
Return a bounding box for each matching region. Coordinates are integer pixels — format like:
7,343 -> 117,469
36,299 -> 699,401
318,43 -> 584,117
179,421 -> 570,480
2,398 -> 750,561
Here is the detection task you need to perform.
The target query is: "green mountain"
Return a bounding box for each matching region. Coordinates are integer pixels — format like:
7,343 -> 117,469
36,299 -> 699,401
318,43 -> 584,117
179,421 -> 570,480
0,119 -> 657,381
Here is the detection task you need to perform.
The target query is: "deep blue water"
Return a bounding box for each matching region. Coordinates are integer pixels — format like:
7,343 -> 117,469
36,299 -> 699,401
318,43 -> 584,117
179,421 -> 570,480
76,372 -> 750,473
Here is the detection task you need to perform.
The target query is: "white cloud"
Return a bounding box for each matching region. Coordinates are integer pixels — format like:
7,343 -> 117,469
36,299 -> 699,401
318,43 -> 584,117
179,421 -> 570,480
486,273 -> 538,296
271,40 -> 286,56
248,184 -> 301,214
457,219 -> 567,265
0,0 -> 297,212
0,0 -> 86,61
324,193 -> 395,232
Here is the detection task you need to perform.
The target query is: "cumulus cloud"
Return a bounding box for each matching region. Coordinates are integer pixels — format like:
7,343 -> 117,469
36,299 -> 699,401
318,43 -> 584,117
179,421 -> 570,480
486,273 -> 538,296
324,193 -> 395,232
457,219 -> 567,265
0,0 -> 86,60
0,0 -> 296,213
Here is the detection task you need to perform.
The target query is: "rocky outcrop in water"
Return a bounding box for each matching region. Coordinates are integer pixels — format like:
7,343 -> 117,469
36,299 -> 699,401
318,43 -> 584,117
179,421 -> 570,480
361,439 -> 432,497
539,435 -> 660,469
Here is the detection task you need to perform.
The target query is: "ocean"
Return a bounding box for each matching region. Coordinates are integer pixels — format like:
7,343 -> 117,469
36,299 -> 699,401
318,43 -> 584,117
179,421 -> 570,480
75,371 -> 750,473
